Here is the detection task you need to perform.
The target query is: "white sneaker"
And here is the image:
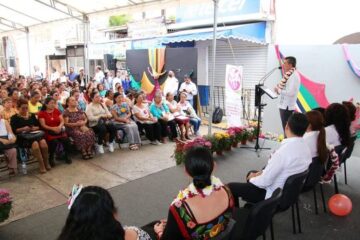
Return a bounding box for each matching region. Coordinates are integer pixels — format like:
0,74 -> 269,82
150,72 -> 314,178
150,141 -> 158,145
108,142 -> 114,153
97,144 -> 104,154
155,140 -> 162,145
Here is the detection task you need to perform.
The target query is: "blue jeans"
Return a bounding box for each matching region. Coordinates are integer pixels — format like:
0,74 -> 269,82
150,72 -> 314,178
188,98 -> 194,107
190,118 -> 201,133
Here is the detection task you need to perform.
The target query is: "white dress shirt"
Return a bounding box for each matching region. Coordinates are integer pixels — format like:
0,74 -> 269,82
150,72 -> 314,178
164,77 -> 179,96
325,124 -> 341,147
303,131 -> 319,159
94,71 -> 105,83
278,71 -> 300,110
50,71 -> 60,83
179,81 -> 198,101
250,137 -> 312,199
112,77 -> 122,91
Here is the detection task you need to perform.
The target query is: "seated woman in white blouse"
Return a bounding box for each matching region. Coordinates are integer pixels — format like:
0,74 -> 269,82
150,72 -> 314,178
324,103 -> 351,149
303,110 -> 328,163
177,92 -> 201,136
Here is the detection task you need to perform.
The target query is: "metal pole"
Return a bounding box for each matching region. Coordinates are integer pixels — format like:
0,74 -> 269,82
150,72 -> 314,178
83,15 -> 90,81
25,27 -> 31,76
208,0 -> 218,135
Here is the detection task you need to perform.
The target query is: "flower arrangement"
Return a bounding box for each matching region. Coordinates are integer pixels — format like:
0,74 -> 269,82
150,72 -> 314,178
214,132 -> 232,151
174,137 -> 212,165
0,189 -> 12,223
227,127 -> 244,143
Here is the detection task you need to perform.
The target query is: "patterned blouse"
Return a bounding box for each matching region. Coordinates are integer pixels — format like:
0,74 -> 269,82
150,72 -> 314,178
111,102 -> 130,119
161,186 -> 234,240
124,226 -> 151,240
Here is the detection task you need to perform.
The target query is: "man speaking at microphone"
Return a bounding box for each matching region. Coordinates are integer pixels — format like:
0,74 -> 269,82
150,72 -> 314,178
274,56 -> 300,131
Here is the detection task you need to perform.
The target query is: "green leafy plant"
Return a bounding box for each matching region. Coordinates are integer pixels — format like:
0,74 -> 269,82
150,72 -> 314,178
109,14 -> 131,27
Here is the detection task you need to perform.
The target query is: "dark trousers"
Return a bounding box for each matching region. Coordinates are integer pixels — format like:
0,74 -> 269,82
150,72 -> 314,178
48,137 -> 71,161
228,178 -> 266,206
279,108 -> 294,132
137,122 -> 161,142
92,124 -> 116,144
159,119 -> 178,139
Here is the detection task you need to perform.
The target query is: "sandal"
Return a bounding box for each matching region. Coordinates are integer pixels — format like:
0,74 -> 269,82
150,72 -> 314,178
9,169 -> 16,177
129,144 -> 138,150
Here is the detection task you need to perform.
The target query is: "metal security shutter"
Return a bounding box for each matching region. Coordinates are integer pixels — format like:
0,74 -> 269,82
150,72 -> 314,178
208,40 -> 268,119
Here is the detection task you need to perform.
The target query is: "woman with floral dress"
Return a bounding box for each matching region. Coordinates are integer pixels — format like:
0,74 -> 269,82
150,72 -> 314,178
111,92 -> 141,150
63,97 -> 95,159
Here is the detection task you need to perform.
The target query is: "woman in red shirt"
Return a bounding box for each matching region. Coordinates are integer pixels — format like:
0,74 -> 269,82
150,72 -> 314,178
38,97 -> 72,166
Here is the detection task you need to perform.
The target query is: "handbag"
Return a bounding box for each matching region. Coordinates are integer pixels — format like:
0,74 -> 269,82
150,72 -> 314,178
48,128 -> 66,136
0,136 -> 17,150
18,130 -> 45,142
98,117 -> 110,126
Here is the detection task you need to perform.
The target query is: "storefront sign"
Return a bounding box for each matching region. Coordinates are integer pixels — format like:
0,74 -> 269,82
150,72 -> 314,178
176,0 -> 261,23
225,64 -> 244,127
128,17 -> 167,39
89,41 -> 131,59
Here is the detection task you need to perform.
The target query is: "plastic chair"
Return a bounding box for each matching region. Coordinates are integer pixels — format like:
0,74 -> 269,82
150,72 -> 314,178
212,218 -> 236,240
333,136 -> 356,193
302,157 -> 327,214
231,189 -> 282,240
333,145 -> 347,194
272,170 -> 309,238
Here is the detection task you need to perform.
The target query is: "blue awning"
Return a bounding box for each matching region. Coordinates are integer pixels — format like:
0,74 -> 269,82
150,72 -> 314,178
161,22 -> 267,45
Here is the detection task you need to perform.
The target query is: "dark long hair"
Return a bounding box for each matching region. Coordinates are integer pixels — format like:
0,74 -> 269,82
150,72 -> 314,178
306,110 -> 328,164
342,101 -> 356,121
325,103 -> 351,146
58,186 -> 125,240
185,147 -> 214,189
41,97 -> 55,111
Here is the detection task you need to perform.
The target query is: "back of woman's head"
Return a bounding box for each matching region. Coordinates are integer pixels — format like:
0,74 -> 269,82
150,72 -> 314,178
185,147 -> 214,189
58,186 -> 125,240
306,110 -> 327,164
342,101 -> 356,121
325,103 -> 351,146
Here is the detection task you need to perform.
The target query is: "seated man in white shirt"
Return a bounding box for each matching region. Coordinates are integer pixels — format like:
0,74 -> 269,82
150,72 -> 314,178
228,113 -> 312,205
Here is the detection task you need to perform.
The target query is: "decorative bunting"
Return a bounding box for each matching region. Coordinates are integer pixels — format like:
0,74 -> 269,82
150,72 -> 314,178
342,44 -> 360,78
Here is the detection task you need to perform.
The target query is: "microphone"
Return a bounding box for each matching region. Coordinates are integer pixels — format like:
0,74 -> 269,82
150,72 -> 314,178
258,66 -> 281,84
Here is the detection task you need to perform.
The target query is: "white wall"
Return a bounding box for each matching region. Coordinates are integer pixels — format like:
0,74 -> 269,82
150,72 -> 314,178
195,40 -> 210,85
275,0 -> 360,44
262,44 -> 360,134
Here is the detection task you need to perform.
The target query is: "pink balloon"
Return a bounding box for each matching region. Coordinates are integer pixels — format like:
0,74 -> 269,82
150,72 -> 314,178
328,194 -> 352,217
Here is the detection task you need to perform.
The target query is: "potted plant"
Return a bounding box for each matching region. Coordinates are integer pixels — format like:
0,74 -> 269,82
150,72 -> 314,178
240,130 -> 249,145
174,136 -> 212,165
0,189 -> 12,223
227,127 -> 243,148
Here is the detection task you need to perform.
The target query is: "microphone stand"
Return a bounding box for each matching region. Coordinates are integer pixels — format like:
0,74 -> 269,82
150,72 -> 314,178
242,67 -> 280,154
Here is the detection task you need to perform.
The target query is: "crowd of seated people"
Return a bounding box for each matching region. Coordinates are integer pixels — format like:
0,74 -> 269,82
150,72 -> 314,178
0,67 -> 202,176
56,101 -> 358,239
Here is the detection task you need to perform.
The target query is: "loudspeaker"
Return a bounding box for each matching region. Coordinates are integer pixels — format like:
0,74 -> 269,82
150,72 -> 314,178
104,54 -> 116,71
9,58 -> 16,67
